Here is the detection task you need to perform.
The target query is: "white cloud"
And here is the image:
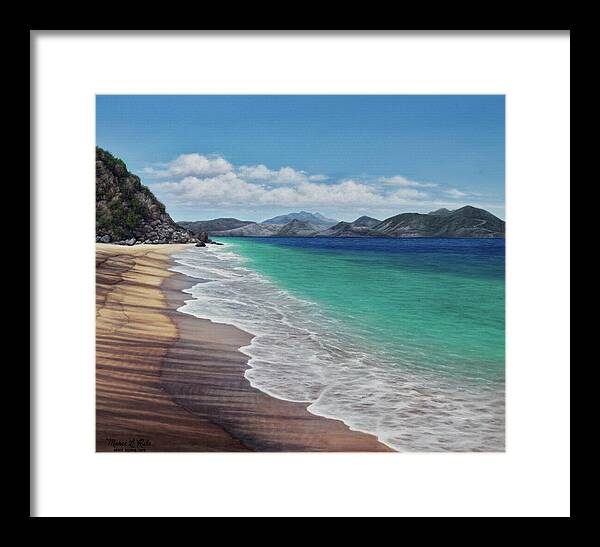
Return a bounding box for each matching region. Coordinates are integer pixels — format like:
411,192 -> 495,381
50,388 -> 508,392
143,152 -> 500,216
446,188 -> 470,198
389,187 -> 428,200
237,164 -> 272,180
153,176 -> 426,209
154,173 -> 261,206
381,175 -> 437,188
144,153 -> 233,178
238,164 -> 327,185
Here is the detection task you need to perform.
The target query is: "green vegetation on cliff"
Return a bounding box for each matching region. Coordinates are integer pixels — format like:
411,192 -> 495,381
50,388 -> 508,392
96,147 -> 195,244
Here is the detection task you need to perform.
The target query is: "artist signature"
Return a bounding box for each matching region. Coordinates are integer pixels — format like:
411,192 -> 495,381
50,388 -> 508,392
106,438 -> 152,452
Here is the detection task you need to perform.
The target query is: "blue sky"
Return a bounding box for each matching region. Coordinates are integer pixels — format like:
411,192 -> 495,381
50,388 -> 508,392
97,95 -> 505,221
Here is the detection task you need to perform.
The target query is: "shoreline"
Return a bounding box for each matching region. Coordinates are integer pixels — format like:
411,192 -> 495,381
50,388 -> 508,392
96,243 -> 391,452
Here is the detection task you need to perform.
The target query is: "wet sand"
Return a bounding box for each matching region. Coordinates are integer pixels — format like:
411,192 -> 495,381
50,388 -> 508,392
96,243 -> 391,452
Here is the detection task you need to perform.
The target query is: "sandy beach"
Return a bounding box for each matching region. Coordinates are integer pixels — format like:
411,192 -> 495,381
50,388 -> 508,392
96,243 -> 391,452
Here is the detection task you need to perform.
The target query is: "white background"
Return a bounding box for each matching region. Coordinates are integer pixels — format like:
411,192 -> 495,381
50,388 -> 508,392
32,31 -> 570,517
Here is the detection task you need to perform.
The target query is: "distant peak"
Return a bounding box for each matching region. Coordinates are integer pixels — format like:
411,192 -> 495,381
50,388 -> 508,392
355,215 -> 380,222
262,211 -> 337,226
352,215 -> 381,227
428,208 -> 453,216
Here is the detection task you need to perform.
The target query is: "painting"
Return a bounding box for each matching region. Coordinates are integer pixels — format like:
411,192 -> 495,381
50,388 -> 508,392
96,95 -> 505,452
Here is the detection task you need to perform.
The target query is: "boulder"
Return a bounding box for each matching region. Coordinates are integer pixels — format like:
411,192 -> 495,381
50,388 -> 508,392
125,238 -> 136,246
100,234 -> 111,243
195,241 -> 206,247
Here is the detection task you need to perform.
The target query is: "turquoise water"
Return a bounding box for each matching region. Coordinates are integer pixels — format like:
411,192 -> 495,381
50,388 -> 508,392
227,237 -> 504,383
172,237 -> 505,451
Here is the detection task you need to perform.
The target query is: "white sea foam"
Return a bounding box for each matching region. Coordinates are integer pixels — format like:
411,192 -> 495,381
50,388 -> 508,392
171,245 -> 505,451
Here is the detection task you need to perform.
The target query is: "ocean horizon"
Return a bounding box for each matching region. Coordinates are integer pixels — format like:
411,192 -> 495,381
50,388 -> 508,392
171,237 -> 505,452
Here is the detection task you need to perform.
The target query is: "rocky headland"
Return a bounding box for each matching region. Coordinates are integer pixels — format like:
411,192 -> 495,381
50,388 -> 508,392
95,147 -> 198,246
